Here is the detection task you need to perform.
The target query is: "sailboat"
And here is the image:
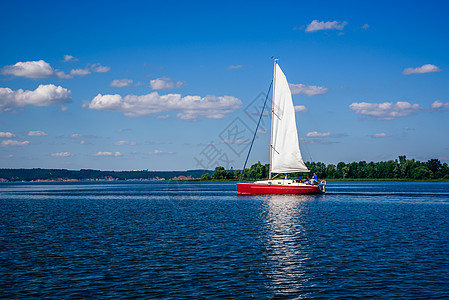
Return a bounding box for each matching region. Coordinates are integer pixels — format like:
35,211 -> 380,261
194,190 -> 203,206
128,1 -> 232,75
237,60 -> 326,195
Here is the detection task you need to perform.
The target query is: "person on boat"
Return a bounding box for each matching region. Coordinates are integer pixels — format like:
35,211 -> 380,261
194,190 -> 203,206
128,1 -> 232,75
297,175 -> 302,183
304,176 -> 310,185
311,173 -> 318,185
285,174 -> 288,180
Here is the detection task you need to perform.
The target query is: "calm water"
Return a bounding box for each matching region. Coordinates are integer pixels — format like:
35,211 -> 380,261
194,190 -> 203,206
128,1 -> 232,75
1,181 -> 449,299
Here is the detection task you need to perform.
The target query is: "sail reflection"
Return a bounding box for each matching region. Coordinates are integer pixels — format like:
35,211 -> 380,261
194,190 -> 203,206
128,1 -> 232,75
263,195 -> 313,297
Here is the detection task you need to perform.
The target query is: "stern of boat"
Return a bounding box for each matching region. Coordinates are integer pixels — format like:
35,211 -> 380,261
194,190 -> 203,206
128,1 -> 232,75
318,183 -> 326,194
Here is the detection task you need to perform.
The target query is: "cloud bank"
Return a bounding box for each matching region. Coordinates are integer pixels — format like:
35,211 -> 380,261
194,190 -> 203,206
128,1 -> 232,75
111,79 -> 133,87
1,140 -> 30,147
150,77 -> 183,90
115,140 -> 137,146
52,152 -> 72,157
70,68 -> 91,76
0,84 -> 71,111
94,151 -> 121,157
349,101 -> 422,120
145,150 -> 175,155
289,83 -> 328,96
294,105 -> 308,113
28,130 -> 48,136
63,55 -> 78,62
307,131 -> 332,137
0,132 -> 15,138
1,60 -> 56,79
305,20 -> 347,32
91,64 -> 110,73
431,100 -> 449,109
87,92 -> 241,119
1,60 -> 110,79
372,133 -> 390,138
402,64 -> 440,75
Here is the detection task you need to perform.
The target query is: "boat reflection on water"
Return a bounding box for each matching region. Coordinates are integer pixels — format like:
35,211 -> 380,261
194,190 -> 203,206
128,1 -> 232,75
259,195 -> 323,297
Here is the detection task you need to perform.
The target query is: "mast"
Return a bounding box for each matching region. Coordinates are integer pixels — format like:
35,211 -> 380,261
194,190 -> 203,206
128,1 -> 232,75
269,58 -> 278,180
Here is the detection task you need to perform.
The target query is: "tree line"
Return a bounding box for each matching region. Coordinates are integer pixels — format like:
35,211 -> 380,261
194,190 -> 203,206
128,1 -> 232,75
204,156 -> 449,180
0,169 -> 210,182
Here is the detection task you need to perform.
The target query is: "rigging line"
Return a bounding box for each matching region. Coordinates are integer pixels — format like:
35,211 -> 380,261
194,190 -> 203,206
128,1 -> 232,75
270,145 -> 280,155
239,80 -> 273,181
272,110 -> 282,120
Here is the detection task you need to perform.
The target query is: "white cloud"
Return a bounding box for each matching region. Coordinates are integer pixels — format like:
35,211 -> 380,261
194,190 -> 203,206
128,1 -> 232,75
227,65 -> 244,70
289,83 -> 328,96
87,92 -> 241,119
0,59 -> 97,79
145,150 -> 174,155
307,131 -> 331,137
157,114 -> 169,119
70,68 -> 91,76
1,139 -> 29,147
115,140 -> 137,146
91,64 -> 110,73
402,64 -> 440,75
94,151 -> 121,156
221,139 -> 250,145
0,84 -> 71,110
111,79 -> 133,87
70,133 -> 96,139
349,101 -> 422,120
51,152 -> 72,157
372,133 -> 390,138
63,55 -> 78,62
431,100 -> 449,109
55,71 -> 72,79
0,132 -> 15,138
1,60 -> 56,79
150,77 -> 183,90
300,138 -> 334,145
305,20 -> 347,32
28,130 -> 48,136
362,24 -> 370,29
294,105 -> 308,113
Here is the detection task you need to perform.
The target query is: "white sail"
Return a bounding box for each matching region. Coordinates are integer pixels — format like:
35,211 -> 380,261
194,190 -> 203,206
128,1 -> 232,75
270,63 -> 309,174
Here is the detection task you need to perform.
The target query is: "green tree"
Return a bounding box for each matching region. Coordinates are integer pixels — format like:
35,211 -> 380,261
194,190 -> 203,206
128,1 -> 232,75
411,165 -> 431,180
200,173 -> 212,181
358,161 -> 367,178
398,155 -> 407,178
212,166 -> 227,180
326,164 -> 336,179
427,159 -> 442,178
336,162 -> 346,178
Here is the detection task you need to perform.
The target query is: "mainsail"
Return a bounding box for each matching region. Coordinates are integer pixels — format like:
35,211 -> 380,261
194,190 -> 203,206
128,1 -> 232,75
270,63 -> 309,174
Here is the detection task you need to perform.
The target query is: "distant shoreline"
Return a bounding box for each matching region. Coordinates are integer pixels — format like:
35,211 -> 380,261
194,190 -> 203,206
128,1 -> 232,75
0,168 -> 212,182
1,167 -> 448,183
1,178 -> 447,183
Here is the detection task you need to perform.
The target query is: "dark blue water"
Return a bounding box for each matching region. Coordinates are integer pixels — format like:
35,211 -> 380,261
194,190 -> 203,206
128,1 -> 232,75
1,181 -> 449,298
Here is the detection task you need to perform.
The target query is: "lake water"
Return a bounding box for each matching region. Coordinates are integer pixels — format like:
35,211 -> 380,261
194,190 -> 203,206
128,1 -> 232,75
1,181 -> 449,298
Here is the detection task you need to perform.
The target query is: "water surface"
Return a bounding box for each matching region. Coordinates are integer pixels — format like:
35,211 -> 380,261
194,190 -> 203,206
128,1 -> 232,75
1,181 -> 448,298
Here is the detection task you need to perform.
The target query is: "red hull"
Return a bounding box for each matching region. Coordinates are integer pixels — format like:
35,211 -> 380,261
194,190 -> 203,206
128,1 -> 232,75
237,183 -> 321,195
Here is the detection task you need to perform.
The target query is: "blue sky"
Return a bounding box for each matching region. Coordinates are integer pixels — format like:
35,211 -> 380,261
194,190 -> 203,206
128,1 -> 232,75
1,0 -> 448,171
